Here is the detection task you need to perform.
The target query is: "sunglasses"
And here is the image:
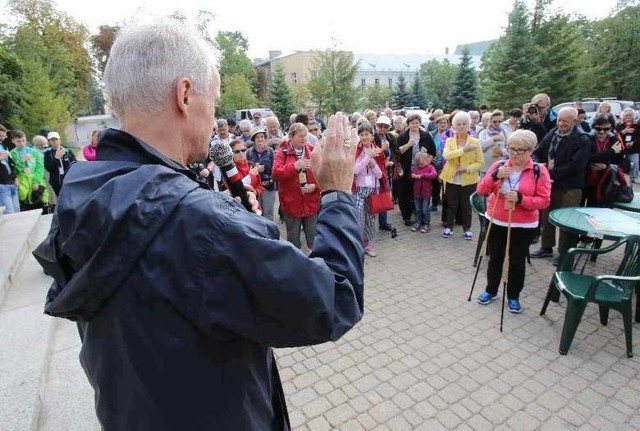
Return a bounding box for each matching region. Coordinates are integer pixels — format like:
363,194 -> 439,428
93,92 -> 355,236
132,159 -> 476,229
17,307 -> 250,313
233,148 -> 247,154
594,127 -> 611,132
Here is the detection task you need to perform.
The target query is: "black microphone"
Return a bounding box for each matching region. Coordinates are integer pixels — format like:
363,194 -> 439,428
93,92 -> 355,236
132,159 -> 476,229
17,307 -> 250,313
209,141 -> 252,211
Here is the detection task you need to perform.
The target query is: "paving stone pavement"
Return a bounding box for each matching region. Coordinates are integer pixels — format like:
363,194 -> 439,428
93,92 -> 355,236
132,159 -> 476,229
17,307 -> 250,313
275,207 -> 640,430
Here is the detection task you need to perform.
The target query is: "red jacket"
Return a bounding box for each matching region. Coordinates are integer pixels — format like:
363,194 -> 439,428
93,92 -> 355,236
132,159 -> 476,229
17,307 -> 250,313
235,160 -> 263,198
476,159 -> 551,225
273,143 -> 320,217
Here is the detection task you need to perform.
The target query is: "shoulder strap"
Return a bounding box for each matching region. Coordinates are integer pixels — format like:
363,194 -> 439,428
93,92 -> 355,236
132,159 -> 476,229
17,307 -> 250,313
533,162 -> 540,181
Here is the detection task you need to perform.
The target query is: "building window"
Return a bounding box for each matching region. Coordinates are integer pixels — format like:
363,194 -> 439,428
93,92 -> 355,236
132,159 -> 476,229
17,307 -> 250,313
374,78 -> 379,86
388,78 -> 393,89
361,78 -> 366,89
291,72 -> 298,84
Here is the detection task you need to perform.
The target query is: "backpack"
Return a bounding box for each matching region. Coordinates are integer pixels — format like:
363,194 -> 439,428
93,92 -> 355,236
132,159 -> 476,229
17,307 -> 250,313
596,164 -> 634,206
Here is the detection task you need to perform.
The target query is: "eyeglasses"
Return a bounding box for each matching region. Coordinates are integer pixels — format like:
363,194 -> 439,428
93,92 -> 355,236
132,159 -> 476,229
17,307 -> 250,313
309,128 -> 319,132
594,126 -> 611,132
233,148 -> 247,154
377,124 -> 389,128
508,147 -> 530,155
240,130 -> 251,133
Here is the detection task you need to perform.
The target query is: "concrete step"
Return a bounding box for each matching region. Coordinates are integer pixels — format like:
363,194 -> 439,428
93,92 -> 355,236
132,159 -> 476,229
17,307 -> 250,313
0,210 -> 44,307
0,214 -> 54,431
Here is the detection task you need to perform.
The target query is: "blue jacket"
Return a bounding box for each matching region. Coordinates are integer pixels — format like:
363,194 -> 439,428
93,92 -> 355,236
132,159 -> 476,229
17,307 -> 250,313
33,128 -> 365,430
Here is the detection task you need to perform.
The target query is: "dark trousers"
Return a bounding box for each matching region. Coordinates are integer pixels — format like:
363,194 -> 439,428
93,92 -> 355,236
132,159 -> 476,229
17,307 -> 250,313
432,178 -> 442,207
398,177 -> 413,221
540,188 -> 582,254
486,225 -> 536,299
443,183 -> 474,230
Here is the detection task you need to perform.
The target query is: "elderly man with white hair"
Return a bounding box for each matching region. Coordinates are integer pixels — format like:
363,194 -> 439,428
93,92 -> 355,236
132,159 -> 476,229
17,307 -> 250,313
33,20 -> 365,431
531,106 -> 591,263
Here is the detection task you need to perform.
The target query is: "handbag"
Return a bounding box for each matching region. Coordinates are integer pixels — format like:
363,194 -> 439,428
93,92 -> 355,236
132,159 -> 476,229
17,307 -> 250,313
369,190 -> 394,214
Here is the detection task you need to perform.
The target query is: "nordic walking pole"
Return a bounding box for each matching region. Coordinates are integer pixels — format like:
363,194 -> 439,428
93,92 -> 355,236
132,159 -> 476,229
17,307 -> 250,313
468,186 -> 502,301
500,206 -> 514,332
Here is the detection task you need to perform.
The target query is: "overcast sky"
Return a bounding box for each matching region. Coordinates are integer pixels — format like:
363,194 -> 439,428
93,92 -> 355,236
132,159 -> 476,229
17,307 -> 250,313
12,0 -> 620,59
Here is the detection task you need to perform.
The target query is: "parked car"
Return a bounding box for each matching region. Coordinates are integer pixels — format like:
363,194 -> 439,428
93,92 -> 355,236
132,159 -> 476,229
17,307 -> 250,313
553,98 -> 636,121
234,108 -> 275,123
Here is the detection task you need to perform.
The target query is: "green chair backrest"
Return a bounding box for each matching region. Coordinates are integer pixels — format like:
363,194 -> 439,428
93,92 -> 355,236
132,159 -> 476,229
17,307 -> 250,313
617,235 -> 640,291
470,192 -> 486,216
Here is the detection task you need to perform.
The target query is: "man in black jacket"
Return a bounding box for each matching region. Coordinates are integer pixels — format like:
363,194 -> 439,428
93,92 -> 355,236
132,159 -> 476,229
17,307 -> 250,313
43,131 -> 76,196
33,21 -> 364,431
530,107 -> 591,261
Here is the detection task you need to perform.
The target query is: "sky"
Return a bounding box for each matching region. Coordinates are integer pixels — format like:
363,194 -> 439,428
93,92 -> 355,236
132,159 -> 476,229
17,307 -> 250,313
6,0 -> 621,59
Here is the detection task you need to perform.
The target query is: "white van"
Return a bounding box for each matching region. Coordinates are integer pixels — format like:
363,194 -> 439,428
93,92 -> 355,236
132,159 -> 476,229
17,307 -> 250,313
235,108 -> 275,123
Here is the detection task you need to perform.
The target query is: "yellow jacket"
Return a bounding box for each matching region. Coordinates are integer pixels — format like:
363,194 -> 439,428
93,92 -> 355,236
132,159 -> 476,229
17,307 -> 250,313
439,134 -> 485,186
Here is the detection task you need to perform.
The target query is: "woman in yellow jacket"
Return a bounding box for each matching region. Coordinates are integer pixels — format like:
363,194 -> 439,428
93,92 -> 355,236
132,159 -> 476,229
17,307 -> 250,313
440,111 -> 485,239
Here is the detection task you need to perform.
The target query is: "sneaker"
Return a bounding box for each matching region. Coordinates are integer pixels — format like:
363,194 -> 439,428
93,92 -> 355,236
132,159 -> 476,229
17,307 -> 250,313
464,231 -> 473,240
411,223 -> 420,232
508,299 -> 522,314
477,292 -> 498,305
442,228 -> 452,238
530,247 -> 553,258
364,246 -> 377,257
420,225 -> 428,233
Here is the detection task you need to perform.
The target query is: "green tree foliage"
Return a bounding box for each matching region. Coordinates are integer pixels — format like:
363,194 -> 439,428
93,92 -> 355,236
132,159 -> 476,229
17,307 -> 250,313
449,48 -> 477,110
583,5 -> 640,100
9,59 -> 71,138
409,73 -> 427,108
420,59 -> 457,110
479,0 -> 540,110
292,84 -> 312,112
91,25 -> 118,74
218,73 -> 258,117
307,50 -> 359,115
7,0 -> 93,116
268,63 -> 296,127
255,68 -> 269,106
364,84 -> 393,109
0,47 -> 23,126
392,75 -> 411,108
215,31 -> 256,89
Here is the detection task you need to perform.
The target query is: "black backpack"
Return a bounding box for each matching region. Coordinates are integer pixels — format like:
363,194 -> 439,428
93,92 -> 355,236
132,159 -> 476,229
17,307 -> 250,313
596,164 -> 634,206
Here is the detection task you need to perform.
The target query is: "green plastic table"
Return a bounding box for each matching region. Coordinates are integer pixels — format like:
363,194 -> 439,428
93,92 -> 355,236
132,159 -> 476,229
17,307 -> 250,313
549,207 -> 640,241
612,195 -> 640,213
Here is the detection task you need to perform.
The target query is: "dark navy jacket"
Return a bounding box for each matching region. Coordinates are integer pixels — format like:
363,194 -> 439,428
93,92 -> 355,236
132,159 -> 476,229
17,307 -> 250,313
33,129 -> 365,430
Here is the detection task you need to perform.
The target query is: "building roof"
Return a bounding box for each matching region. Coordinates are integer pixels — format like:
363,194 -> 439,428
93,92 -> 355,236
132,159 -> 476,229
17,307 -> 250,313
454,40 -> 496,56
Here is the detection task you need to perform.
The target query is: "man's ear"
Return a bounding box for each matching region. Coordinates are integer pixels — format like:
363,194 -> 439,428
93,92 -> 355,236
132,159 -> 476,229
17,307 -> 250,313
175,77 -> 192,115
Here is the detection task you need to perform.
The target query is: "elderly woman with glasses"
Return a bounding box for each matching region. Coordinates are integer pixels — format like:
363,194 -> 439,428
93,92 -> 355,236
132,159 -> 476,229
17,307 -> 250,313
272,122 -> 320,249
476,130 -> 551,314
230,138 -> 263,198
583,114 -> 625,207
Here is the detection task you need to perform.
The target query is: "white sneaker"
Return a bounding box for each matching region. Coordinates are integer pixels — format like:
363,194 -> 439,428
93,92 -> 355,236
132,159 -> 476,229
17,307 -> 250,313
442,228 -> 452,238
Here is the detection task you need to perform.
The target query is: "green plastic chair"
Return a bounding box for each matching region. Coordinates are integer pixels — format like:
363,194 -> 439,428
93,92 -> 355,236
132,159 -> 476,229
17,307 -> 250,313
469,192 -> 487,267
540,235 -> 640,357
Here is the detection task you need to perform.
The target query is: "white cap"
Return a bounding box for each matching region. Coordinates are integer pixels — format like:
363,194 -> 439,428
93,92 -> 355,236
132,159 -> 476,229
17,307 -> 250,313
47,131 -> 60,140
376,115 -> 392,126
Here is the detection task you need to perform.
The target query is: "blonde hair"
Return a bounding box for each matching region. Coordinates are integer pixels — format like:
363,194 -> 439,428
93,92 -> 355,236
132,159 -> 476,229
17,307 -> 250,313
508,129 -> 537,151
32,135 -> 48,149
288,122 -> 308,138
414,151 -> 432,164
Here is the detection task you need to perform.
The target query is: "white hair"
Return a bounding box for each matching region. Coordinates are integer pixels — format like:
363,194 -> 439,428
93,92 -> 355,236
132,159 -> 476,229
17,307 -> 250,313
558,106 -> 578,119
452,111 -> 471,127
238,119 -> 252,131
103,20 -> 218,117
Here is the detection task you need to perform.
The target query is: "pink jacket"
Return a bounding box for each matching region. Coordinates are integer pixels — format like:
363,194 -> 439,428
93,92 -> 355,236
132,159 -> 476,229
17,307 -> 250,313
411,164 -> 437,199
354,149 -> 383,188
476,159 -> 551,225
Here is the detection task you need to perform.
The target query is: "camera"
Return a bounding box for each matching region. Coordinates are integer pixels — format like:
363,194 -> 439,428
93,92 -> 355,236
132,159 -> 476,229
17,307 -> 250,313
527,105 -> 539,115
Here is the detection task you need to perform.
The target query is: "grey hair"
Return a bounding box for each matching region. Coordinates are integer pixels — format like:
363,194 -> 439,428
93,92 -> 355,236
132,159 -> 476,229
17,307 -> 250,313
469,110 -> 480,119
508,129 -> 537,150
32,135 -> 48,147
558,107 -> 578,119
103,20 -> 218,117
238,119 -> 252,131
452,111 -> 471,127
216,119 -> 228,128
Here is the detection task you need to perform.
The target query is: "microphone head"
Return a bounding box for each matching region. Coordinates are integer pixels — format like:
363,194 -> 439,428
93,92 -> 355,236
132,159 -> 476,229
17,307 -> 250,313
209,140 -> 233,167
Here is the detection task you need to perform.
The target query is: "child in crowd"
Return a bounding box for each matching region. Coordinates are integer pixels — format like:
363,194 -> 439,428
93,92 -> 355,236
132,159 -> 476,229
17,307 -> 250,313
411,151 -> 437,233
354,122 -> 384,257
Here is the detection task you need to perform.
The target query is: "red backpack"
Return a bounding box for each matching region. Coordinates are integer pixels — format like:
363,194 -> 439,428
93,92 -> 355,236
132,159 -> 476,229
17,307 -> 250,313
596,164 -> 634,206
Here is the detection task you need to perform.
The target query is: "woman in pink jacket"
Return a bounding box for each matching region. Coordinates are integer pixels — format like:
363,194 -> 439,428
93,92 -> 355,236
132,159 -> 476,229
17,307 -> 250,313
475,130 -> 551,314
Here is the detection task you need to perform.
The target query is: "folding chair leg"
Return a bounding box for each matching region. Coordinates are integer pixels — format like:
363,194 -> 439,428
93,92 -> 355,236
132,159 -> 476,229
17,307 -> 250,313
622,307 -> 634,358
559,300 -> 586,355
599,305 -> 610,326
473,231 -> 485,267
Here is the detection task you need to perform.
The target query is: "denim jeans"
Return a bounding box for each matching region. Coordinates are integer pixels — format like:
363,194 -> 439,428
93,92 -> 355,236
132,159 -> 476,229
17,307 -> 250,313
0,183 -> 20,214
628,153 -> 639,180
414,197 -> 431,226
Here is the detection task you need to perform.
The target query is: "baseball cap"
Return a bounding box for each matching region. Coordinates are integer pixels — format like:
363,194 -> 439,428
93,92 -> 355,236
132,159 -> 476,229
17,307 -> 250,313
376,115 -> 391,126
47,131 -> 60,140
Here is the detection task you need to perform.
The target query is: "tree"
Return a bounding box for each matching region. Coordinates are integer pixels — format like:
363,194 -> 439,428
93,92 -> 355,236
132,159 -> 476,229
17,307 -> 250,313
218,73 -> 258,117
449,47 -> 477,110
268,63 -> 296,127
392,75 -> 411,108
215,31 -> 256,89
363,84 -> 392,109
9,59 -> 71,138
0,47 -> 23,126
419,59 -> 457,110
91,25 -> 118,74
409,73 -> 427,108
292,84 -> 312,112
307,50 -> 359,115
255,67 -> 269,106
479,0 -> 540,110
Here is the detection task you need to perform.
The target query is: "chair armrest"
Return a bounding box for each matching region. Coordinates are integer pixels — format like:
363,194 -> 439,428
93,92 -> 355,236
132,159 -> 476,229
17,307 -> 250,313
587,274 -> 640,300
565,236 -> 629,258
